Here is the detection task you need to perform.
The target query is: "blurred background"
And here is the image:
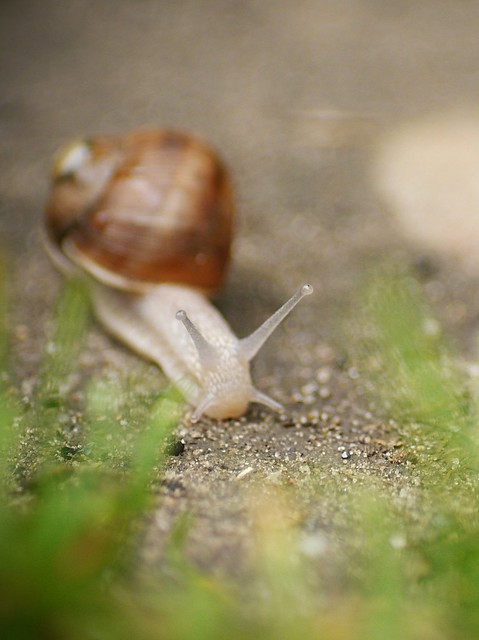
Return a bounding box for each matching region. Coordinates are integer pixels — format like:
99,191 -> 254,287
2,1 -> 479,234
2,0 -> 479,344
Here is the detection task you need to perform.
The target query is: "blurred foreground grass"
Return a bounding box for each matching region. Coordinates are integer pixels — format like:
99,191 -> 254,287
2,266 -> 479,639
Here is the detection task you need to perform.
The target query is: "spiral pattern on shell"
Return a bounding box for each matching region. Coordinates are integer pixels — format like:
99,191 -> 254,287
45,129 -> 235,293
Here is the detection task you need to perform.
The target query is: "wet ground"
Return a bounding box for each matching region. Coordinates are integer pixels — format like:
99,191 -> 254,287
3,0 -> 479,574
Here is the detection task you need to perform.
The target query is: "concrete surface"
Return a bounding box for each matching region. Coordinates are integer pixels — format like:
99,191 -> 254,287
3,0 -> 479,575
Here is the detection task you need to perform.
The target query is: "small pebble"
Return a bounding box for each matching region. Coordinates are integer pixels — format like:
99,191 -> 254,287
302,382 -> 318,396
317,367 -> 332,384
235,466 -> 254,481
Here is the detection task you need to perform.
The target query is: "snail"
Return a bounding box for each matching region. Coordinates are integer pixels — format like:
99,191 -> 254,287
44,128 -> 313,420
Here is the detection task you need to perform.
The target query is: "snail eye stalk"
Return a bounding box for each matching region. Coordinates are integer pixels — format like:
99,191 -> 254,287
239,284 -> 313,361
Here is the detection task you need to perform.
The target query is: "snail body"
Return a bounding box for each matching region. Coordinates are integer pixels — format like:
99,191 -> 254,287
44,129 -> 312,420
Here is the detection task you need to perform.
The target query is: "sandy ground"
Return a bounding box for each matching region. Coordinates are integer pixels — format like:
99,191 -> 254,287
3,0 -> 479,574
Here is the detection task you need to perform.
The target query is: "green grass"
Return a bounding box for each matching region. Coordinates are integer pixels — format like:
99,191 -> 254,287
2,267 -> 479,638
0,278 -> 182,639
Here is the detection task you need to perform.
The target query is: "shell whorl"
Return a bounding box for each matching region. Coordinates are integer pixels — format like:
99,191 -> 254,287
45,129 -> 235,294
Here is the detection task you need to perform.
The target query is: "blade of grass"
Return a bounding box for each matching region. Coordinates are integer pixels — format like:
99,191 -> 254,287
365,271 -> 477,467
0,250 -> 21,495
31,279 -> 91,469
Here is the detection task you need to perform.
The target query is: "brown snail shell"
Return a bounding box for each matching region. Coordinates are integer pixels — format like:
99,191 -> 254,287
45,129 -> 235,293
